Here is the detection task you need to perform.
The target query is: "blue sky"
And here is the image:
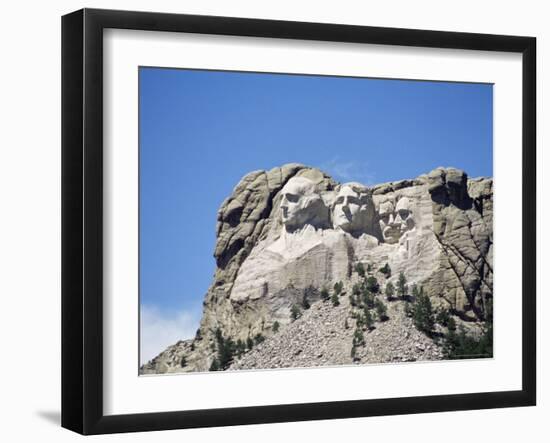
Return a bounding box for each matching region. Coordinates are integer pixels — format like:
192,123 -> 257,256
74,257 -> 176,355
139,67 -> 492,363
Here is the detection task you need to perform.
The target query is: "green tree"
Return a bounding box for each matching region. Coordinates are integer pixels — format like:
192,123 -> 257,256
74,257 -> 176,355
353,328 -> 365,346
214,327 -> 223,342
352,283 -> 361,296
235,339 -> 245,356
272,321 -> 280,333
436,309 -> 450,326
211,328 -> 236,370
180,355 -> 187,367
355,262 -> 365,278
246,337 -> 254,350
444,324 -> 493,359
362,289 -> 375,309
355,312 -> 363,327
412,284 -> 419,298
379,263 -> 391,277
366,263 -> 373,273
412,292 -> 434,335
331,292 -> 340,306
385,281 -> 395,301
364,308 -> 375,330
320,287 -> 330,302
209,358 -> 220,371
334,281 -> 344,295
254,333 -> 265,345
366,276 -> 380,293
447,316 -> 457,332
375,299 -> 388,321
218,337 -> 235,369
301,294 -> 311,310
397,272 -> 408,300
291,304 -> 302,321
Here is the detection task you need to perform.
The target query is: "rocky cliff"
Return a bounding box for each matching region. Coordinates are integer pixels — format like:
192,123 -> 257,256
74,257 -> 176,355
141,164 -> 493,374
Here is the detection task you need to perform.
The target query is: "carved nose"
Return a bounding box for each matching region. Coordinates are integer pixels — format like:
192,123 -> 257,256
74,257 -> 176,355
342,206 -> 352,219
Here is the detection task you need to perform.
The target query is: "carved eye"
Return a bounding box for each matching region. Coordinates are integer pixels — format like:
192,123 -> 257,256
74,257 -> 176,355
285,193 -> 299,203
347,196 -> 360,206
398,209 -> 410,219
335,196 -> 345,205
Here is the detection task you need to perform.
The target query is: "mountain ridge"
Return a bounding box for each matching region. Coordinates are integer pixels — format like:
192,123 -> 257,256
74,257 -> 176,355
141,164 -> 493,374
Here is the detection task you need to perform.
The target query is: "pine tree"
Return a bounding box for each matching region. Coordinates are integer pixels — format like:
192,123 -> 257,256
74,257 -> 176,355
397,272 -> 408,300
362,289 -> 375,309
375,299 -> 388,321
254,333 -> 265,345
209,358 -> 220,371
366,276 -> 380,293
447,316 -> 457,332
379,263 -> 391,277
385,281 -> 395,301
321,287 -> 330,302
291,304 -> 302,321
235,339 -> 245,356
272,321 -> 280,333
355,262 -> 366,278
353,328 -> 365,346
443,323 -> 493,359
217,336 -> 235,369
331,292 -> 340,306
412,291 -> 434,335
364,308 -> 375,330
436,309 -> 450,326
246,337 -> 254,350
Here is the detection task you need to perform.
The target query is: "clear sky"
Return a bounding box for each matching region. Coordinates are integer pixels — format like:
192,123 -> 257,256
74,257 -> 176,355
139,67 -> 492,363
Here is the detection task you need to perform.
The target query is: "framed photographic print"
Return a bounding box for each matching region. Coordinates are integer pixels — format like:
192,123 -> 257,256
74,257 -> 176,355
61,8 -> 536,435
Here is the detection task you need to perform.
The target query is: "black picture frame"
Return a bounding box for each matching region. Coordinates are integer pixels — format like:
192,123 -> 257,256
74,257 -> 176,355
61,8 -> 536,435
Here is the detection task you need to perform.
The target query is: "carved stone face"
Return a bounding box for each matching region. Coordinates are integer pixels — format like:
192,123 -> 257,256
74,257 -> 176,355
332,183 -> 374,236
378,197 -> 415,243
332,186 -> 362,231
280,177 -> 329,232
394,197 -> 415,230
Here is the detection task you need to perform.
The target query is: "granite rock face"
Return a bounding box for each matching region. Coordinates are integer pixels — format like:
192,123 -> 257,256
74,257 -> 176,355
140,164 -> 493,374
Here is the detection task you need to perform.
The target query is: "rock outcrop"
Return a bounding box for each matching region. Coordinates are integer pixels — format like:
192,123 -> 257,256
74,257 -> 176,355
140,164 -> 493,374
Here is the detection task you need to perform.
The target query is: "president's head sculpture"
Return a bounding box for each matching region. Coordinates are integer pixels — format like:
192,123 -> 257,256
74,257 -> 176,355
378,196 -> 415,243
279,177 -> 330,232
331,183 -> 376,237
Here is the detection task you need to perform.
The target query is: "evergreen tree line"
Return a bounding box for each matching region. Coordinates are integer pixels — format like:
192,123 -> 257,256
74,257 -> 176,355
350,262 -> 393,360
209,327 -> 265,371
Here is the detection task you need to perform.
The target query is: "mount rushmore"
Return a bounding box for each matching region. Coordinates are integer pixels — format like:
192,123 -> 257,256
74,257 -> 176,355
141,163 -> 493,374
